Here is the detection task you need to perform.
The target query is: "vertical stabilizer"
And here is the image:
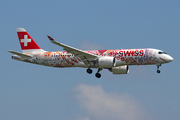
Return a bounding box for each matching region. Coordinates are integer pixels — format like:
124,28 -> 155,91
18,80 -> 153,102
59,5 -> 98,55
16,28 -> 45,53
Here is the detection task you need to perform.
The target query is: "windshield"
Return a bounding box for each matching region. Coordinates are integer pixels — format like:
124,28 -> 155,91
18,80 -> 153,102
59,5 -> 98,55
158,51 -> 167,54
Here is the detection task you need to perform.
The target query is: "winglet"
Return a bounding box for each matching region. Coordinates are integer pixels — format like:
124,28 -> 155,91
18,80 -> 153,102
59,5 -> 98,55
47,35 -> 59,45
47,35 -> 54,41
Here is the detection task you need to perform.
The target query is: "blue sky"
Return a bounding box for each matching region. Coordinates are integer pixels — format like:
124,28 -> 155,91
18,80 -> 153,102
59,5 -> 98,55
1,0 -> 180,120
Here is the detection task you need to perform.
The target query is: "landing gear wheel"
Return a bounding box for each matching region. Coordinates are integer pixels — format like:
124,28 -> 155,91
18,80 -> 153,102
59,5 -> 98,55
156,64 -> 161,74
157,70 -> 161,74
87,68 -> 92,74
95,73 -> 101,78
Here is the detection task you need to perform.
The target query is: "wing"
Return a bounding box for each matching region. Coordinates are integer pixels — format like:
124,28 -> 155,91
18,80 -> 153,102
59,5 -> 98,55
47,35 -> 98,63
8,50 -> 32,58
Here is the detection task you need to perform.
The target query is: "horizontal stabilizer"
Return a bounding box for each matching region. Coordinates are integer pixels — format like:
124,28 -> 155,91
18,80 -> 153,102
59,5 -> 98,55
8,50 -> 32,58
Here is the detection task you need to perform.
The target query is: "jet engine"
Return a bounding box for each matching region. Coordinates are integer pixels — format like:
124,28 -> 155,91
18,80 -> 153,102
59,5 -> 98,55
109,65 -> 129,74
98,56 -> 116,68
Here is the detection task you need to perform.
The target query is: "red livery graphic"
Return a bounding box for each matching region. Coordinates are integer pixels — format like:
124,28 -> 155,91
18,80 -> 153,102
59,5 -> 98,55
17,29 -> 41,50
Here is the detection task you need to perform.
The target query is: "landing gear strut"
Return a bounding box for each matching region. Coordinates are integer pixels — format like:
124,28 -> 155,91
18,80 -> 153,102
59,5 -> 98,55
157,64 -> 161,74
95,68 -> 102,78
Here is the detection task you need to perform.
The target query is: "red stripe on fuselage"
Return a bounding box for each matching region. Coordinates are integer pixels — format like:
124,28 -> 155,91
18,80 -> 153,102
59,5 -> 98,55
159,57 -> 168,63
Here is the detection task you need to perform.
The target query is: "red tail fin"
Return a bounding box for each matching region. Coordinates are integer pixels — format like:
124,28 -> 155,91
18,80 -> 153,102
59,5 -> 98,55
16,28 -> 45,53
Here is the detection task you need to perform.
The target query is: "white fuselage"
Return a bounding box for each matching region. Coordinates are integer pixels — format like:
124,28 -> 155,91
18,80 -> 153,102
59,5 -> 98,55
12,48 -> 173,68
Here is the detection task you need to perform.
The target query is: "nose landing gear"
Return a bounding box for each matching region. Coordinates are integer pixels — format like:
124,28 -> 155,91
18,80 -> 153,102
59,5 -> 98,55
157,64 -> 161,74
157,70 -> 160,73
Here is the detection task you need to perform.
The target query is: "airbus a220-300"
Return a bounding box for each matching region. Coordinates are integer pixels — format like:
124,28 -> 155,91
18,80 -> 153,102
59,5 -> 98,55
8,28 -> 173,78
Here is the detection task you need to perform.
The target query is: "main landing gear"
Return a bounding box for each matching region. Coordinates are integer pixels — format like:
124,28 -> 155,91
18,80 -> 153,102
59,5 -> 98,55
157,64 -> 161,74
86,67 -> 102,78
87,68 -> 92,74
95,68 -> 102,78
95,73 -> 101,78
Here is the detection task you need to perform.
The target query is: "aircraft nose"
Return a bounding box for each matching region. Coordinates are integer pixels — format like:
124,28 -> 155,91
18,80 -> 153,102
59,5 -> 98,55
166,55 -> 173,62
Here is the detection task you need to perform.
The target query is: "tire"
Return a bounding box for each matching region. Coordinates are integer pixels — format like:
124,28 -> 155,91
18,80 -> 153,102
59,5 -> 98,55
87,68 -> 92,74
157,70 -> 161,73
95,73 -> 101,78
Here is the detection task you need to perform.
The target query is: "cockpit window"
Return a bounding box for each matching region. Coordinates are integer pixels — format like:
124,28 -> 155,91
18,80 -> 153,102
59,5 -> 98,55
158,52 -> 163,54
158,51 -> 167,54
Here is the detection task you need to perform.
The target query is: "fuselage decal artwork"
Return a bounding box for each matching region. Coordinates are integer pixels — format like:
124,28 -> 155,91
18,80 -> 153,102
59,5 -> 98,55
19,48 -> 168,68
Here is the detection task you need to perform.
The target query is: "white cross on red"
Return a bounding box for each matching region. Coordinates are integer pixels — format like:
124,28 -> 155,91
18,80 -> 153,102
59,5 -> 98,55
21,35 -> 31,46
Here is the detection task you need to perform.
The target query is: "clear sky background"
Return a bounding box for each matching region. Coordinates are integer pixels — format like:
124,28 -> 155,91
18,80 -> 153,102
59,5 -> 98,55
0,0 -> 180,120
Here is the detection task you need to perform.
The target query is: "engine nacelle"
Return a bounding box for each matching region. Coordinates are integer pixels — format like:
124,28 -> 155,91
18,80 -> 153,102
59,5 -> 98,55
109,65 -> 129,74
98,56 -> 116,68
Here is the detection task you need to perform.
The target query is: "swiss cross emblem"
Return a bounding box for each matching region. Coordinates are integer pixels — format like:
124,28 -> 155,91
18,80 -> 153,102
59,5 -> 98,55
21,35 -> 31,46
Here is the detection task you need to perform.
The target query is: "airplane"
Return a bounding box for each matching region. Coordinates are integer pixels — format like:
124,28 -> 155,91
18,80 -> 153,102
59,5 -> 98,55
8,28 -> 173,78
